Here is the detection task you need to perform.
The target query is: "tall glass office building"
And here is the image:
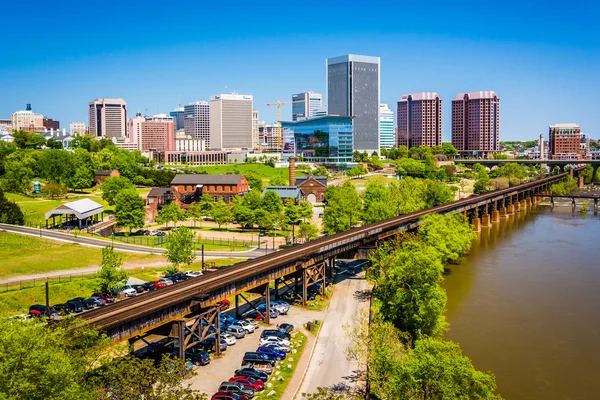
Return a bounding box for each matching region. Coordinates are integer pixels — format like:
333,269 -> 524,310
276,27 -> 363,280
281,116 -> 353,164
292,91 -> 323,121
170,106 -> 185,130
379,104 -> 395,149
327,54 -> 380,154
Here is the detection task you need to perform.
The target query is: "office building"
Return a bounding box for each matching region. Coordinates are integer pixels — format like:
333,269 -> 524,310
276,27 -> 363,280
281,115 -> 353,163
379,104 -> 395,149
170,106 -> 185,131
549,124 -> 582,160
11,105 -> 44,131
451,91 -> 500,158
184,101 -> 210,146
88,98 -> 128,138
128,114 -> 175,153
209,94 -> 253,150
327,54 -> 380,153
69,122 -> 85,135
397,93 -> 442,148
252,109 -> 259,148
292,91 -> 323,121
258,123 -> 280,151
0,119 -> 11,132
43,118 -> 60,130
151,113 -> 174,123
175,134 -> 205,152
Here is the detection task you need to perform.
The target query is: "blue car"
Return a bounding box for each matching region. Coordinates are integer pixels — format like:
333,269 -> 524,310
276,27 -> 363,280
256,346 -> 286,360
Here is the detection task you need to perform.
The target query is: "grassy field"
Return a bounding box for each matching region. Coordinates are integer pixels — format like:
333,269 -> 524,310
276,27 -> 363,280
166,163 -> 305,184
269,331 -> 308,399
0,232 -> 164,278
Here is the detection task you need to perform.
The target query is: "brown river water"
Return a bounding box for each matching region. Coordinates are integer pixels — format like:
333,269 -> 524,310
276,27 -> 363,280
443,205 -> 600,400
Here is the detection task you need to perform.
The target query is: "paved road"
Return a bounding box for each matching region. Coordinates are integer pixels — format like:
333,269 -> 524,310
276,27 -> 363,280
0,223 -> 276,259
297,262 -> 372,398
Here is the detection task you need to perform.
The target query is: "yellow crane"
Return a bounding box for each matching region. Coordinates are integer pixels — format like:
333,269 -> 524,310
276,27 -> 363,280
266,98 -> 305,151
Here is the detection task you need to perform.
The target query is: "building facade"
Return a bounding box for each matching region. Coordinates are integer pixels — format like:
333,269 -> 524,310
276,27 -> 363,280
281,115 -> 353,163
175,134 -> 205,152
379,104 -> 395,149
183,101 -> 210,146
69,122 -> 85,135
128,115 -> 175,153
170,174 -> 249,204
327,54 -> 380,154
11,107 -> 44,131
451,91 -> 500,158
43,118 -> 60,130
252,109 -> 259,149
170,106 -> 185,131
292,91 -> 323,121
397,92 -> 442,148
88,98 -> 128,138
548,123 -> 582,160
209,94 -> 253,150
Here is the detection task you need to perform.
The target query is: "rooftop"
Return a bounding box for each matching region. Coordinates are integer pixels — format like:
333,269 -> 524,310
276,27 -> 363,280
262,186 -> 305,199
171,174 -> 245,185
549,123 -> 580,128
327,54 -> 380,65
453,91 -> 499,101
45,199 -> 104,220
399,92 -> 440,102
148,187 -> 174,197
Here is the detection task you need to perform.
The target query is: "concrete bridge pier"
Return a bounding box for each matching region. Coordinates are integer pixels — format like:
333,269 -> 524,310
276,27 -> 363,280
481,214 -> 491,227
526,197 -> 532,206
507,204 -> 515,214
514,201 -> 521,212
499,207 -> 508,218
520,199 -> 527,210
472,218 -> 481,232
492,209 -> 501,222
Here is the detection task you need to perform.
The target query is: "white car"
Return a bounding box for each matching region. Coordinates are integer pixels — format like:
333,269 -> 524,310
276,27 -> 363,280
272,303 -> 289,315
184,270 -> 203,278
158,278 -> 173,286
121,285 -> 137,297
235,320 -> 255,333
221,333 -> 237,346
259,336 -> 290,347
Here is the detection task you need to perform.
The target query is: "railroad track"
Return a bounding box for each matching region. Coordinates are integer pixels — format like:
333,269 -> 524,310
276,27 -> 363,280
80,172 -> 569,329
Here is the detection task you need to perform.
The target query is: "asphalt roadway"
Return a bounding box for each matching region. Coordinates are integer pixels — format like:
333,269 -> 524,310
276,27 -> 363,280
0,223 -> 276,259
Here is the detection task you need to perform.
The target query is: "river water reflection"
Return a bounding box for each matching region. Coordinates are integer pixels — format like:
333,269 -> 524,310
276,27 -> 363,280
443,205 -> 600,400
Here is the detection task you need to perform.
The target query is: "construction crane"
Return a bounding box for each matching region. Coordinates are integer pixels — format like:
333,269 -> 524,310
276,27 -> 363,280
266,99 -> 305,152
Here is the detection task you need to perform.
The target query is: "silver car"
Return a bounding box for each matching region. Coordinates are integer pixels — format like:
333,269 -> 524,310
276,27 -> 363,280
227,326 -> 246,339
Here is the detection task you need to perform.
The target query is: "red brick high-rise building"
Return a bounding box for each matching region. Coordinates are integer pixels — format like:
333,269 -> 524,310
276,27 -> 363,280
451,91 -> 500,158
397,92 -> 442,148
548,124 -> 582,160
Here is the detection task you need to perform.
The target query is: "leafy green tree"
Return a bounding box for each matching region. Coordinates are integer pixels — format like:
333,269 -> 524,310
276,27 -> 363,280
0,189 -> 25,225
363,183 -> 394,224
388,177 -> 428,215
42,182 -> 67,199
346,164 -> 368,178
114,189 -> 146,233
314,165 -> 329,177
397,158 -> 428,177
472,163 -> 489,180
45,138 -> 63,149
232,200 -> 255,228
244,171 -> 263,191
111,149 -> 138,180
441,142 -> 458,159
97,245 -> 128,293
210,200 -> 232,229
100,176 -> 135,206
186,203 -> 203,227
165,226 -> 196,272
254,209 -> 274,230
473,179 -> 490,194
298,222 -> 319,242
323,182 -> 362,234
69,135 -> 94,152
580,164 -> 593,184
11,130 -> 46,149
425,181 -> 454,207
199,193 -> 214,217
0,158 -> 34,193
284,198 -> 300,225
243,189 -> 263,209
157,202 -> 185,227
494,163 -> 526,180
419,214 -> 476,263
368,155 -> 384,170
37,149 -> 76,184
262,190 -> 283,213
269,175 -> 287,186
67,148 -> 95,190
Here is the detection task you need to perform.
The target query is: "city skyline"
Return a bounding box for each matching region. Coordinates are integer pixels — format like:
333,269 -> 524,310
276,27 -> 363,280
1,1 -> 598,142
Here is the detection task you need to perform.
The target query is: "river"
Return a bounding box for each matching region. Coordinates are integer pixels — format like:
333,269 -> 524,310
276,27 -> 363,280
444,204 -> 600,400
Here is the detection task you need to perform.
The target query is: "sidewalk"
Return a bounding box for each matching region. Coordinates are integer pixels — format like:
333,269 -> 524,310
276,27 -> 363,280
282,325 -> 319,400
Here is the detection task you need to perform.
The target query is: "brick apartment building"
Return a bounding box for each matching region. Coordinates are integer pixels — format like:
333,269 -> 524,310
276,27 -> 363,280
548,123 -> 583,160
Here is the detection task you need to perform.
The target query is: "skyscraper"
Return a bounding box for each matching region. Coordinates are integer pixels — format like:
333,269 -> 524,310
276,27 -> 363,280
11,106 -> 44,131
209,94 -> 253,150
292,91 -> 323,121
252,109 -> 259,149
170,106 -> 185,131
128,114 -> 175,153
397,93 -> 442,148
183,101 -> 210,146
88,98 -> 128,138
327,54 -> 380,153
451,91 -> 500,158
379,104 -> 395,149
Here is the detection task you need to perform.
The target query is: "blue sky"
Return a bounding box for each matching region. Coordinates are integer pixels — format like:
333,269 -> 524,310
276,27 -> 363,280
1,0 -> 598,141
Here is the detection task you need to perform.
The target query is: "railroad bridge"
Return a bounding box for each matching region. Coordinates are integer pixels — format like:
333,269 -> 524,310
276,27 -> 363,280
79,171 -> 577,362
459,159 -> 600,182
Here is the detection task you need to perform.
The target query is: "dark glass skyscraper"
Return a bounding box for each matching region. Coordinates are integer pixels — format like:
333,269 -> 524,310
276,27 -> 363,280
327,54 -> 380,153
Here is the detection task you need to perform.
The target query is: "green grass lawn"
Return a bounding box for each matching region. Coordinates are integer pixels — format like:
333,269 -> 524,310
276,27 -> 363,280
269,331 -> 308,399
163,163 -> 305,184
0,232 -> 164,278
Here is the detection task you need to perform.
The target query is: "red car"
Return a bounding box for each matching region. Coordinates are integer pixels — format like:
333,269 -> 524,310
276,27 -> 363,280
211,392 -> 248,400
228,376 -> 264,391
217,299 -> 231,310
91,292 -> 115,303
152,280 -> 166,289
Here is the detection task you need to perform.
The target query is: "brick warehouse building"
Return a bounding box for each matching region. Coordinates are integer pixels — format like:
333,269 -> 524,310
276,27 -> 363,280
548,123 -> 583,160
170,174 -> 249,204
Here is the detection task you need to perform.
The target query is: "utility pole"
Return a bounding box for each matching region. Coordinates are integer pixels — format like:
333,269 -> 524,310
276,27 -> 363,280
201,244 -> 205,271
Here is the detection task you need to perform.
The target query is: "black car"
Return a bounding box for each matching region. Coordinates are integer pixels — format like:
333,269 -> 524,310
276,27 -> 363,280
53,303 -> 73,315
80,298 -> 98,309
217,382 -> 255,399
131,284 -> 146,293
70,297 -> 86,304
65,301 -> 83,313
234,368 -> 269,382
200,337 -> 227,353
164,274 -> 185,284
261,330 -> 291,341
28,304 -> 58,317
142,282 -> 159,291
186,348 -> 211,366
242,352 -> 275,366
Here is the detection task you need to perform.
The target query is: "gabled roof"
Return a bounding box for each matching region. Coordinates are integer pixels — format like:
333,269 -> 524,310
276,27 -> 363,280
296,175 -> 328,187
95,170 -> 116,176
171,174 -> 245,185
45,199 -> 104,220
148,187 -> 174,197
262,186 -> 305,199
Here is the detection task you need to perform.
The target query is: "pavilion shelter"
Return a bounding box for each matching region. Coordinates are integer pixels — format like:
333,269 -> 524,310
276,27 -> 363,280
45,199 -> 104,229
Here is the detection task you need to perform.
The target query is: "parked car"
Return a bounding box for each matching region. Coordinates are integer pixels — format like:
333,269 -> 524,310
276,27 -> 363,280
131,284 -> 146,293
221,333 -> 237,346
52,303 -> 73,315
217,382 -> 255,399
90,297 -> 106,306
185,270 -> 203,278
211,392 -> 248,400
240,362 -> 273,375
259,336 -> 290,348
234,368 -> 269,382
260,302 -> 288,315
261,329 -> 291,340
120,285 -> 138,297
5,314 -> 32,322
256,346 -> 286,360
185,348 -> 211,366
242,352 -> 275,366
233,320 -> 255,334
66,300 -> 84,312
242,308 -> 278,320
143,282 -> 159,291
228,376 -> 264,391
83,297 -> 102,308
164,274 -> 185,284
152,280 -> 167,289
216,299 -> 231,310
242,318 -> 260,329
28,304 -> 58,317
92,292 -> 115,303
201,337 -> 228,353
226,326 -> 246,339
277,323 -> 294,334
158,278 -> 172,286
263,343 -> 290,353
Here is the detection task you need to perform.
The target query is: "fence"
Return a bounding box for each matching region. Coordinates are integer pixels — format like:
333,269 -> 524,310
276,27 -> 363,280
0,272 -> 97,293
110,234 -> 254,250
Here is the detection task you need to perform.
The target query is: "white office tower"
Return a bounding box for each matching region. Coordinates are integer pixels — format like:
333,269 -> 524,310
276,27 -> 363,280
184,101 -> 210,146
292,91 -> 323,121
88,98 -> 128,138
209,94 -> 253,150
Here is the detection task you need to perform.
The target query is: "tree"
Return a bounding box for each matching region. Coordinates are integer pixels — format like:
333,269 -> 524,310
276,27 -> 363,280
164,226 -> 196,272
425,181 -> 454,207
362,183 -> 394,224
262,190 -> 283,213
101,176 -> 136,206
111,149 -> 138,180
269,175 -> 287,186
245,171 -> 263,191
199,193 -> 214,217
11,130 -> 46,149
254,209 -> 274,230
186,203 -> 203,227
346,164 -> 368,178
97,245 -> 128,293
580,164 -> 593,184
314,165 -> 329,177
297,200 -> 313,222
157,202 -> 185,227
442,142 -> 458,159
323,182 -> 362,235
0,189 -> 25,225
298,222 -> 319,242
114,190 -> 146,233
242,189 -> 263,210
210,200 -> 232,229
37,149 -> 76,184
67,148 -> 95,190
397,158 -> 428,177
473,179 -> 489,194
1,158 -> 34,193
418,214 -> 476,264
232,199 -> 255,228
46,138 -> 63,149
42,182 -> 67,199
388,177 -> 427,215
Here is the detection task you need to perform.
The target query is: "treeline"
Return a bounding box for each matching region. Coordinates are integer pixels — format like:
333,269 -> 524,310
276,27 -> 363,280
460,163 -> 542,194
